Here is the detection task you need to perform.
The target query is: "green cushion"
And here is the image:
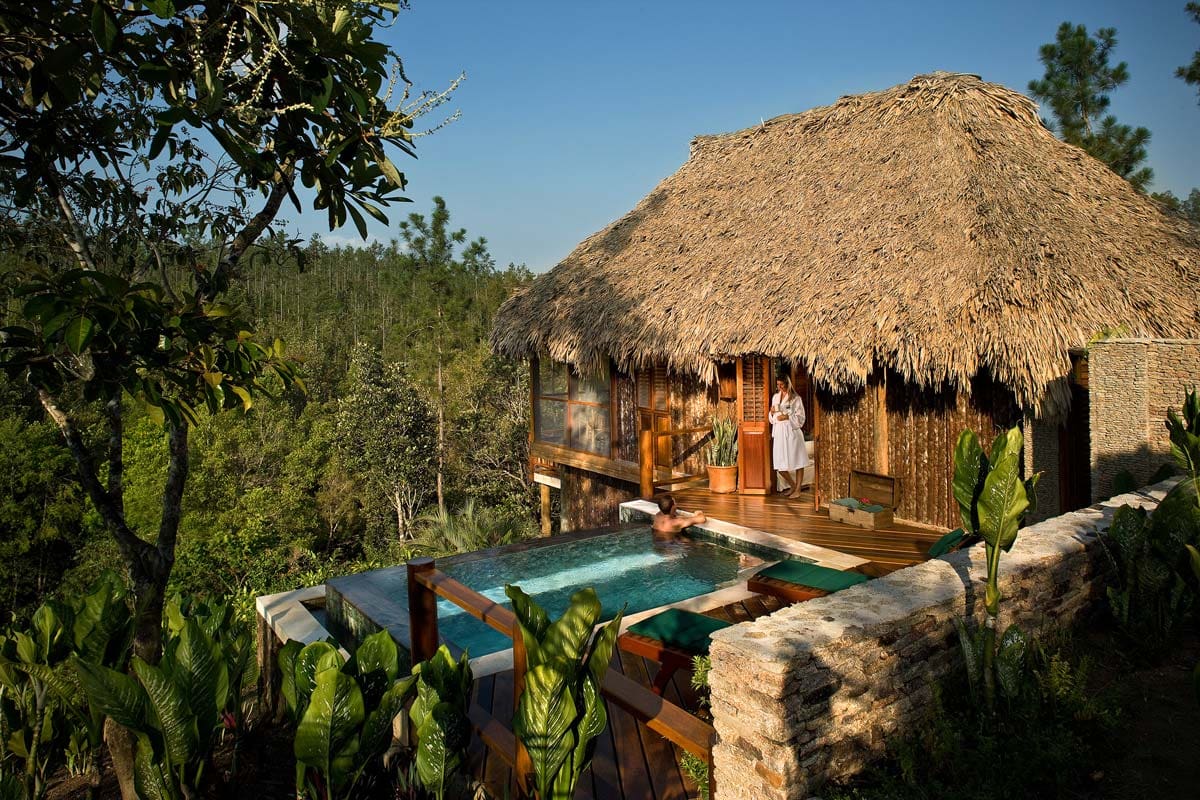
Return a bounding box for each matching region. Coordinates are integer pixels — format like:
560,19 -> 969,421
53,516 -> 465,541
626,608 -> 733,654
832,497 -> 886,513
927,528 -> 967,558
754,560 -> 871,593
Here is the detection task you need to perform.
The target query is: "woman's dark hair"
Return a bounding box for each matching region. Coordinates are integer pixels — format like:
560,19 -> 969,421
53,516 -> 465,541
655,494 -> 676,514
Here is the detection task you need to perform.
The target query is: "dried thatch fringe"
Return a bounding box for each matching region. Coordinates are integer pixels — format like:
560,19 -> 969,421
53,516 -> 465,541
491,72 -> 1200,418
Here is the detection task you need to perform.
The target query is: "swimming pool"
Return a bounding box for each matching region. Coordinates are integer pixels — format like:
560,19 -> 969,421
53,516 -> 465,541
325,525 -> 784,661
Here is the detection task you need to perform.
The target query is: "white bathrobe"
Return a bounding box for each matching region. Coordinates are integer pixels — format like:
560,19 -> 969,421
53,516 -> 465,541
769,391 -> 810,471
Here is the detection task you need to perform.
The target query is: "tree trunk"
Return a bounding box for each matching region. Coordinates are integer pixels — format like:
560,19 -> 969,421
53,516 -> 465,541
104,718 -> 138,800
394,491 -> 407,541
437,349 -> 445,515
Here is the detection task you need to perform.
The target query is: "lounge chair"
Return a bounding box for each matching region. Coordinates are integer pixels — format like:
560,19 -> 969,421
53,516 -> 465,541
617,607 -> 732,695
747,527 -> 969,603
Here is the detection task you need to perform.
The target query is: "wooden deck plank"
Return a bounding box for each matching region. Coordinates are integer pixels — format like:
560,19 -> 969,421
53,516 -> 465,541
468,673 -> 495,779
674,487 -> 942,568
606,650 -> 658,800
483,667 -> 514,795
620,648 -> 689,800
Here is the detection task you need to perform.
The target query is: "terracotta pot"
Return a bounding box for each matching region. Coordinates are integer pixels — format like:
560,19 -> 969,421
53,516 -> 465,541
707,464 -> 738,494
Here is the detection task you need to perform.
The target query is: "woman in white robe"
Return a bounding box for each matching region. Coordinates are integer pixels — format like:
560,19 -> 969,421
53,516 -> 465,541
769,377 -> 810,499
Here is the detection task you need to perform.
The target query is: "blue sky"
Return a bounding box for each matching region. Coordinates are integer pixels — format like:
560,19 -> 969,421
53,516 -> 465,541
302,0 -> 1200,271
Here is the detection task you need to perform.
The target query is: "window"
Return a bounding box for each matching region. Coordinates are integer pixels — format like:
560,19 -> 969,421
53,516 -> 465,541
533,358 -> 611,455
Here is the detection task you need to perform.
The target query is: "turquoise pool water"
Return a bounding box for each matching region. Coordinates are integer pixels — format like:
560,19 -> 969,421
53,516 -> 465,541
328,527 -> 769,659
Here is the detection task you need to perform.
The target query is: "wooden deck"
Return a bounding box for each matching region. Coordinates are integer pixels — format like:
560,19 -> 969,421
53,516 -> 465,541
671,487 -> 945,573
468,594 -> 786,800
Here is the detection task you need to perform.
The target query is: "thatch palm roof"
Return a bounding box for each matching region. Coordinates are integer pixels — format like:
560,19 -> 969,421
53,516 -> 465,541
492,72 -> 1200,414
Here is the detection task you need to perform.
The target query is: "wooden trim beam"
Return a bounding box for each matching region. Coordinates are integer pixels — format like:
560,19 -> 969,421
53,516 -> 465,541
539,483 -> 552,536
601,670 -> 716,758
531,440 -> 640,484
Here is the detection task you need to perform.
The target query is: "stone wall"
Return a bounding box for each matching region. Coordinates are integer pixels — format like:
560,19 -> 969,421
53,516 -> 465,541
1089,338 -> 1200,500
1024,415 -> 1062,521
707,481 -> 1175,800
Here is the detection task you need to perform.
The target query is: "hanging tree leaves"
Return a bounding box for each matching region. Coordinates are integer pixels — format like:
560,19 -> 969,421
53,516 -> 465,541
0,0 -> 457,672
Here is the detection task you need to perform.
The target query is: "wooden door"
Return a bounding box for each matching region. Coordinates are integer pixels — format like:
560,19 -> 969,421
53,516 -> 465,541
1058,357 -> 1091,512
737,356 -> 773,494
636,366 -> 672,470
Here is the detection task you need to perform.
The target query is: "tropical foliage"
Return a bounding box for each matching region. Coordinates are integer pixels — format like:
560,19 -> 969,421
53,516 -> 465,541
951,426 -> 1040,711
1101,389 -> 1200,652
505,585 -> 624,800
72,596 -> 256,799
0,572 -> 131,798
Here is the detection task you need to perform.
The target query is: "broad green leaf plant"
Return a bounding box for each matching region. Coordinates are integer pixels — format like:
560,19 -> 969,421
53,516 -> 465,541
505,585 -> 624,800
0,572 -> 132,799
951,426 -> 1040,711
72,598 -> 255,799
1101,388 -> 1200,653
278,630 -> 472,800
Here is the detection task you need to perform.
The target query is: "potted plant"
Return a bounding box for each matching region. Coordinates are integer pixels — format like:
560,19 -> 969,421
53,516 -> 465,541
706,415 -> 738,493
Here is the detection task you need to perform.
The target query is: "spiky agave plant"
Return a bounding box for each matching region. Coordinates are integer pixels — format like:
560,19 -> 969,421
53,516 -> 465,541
707,415 -> 737,467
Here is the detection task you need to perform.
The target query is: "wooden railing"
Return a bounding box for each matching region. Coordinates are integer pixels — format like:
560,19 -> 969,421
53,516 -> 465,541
406,557 -> 717,797
639,424 -> 713,498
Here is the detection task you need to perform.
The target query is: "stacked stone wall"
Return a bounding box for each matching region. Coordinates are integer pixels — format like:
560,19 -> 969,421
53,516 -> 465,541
1089,338 -> 1200,500
708,481 -> 1175,800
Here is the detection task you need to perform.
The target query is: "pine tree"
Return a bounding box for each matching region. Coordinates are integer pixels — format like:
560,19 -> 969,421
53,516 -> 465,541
1178,3 -> 1200,102
1029,22 -> 1153,190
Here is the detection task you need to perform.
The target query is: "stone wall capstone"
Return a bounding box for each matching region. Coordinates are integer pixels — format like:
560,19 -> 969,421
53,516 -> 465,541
707,481 -> 1176,800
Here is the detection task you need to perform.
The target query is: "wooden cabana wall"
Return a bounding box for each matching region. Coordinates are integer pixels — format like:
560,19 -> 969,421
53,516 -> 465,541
817,371 -> 1021,530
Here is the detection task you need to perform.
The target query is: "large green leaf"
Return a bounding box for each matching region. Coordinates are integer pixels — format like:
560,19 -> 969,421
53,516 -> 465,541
63,315 -> 96,354
952,429 -> 987,534
514,660 -> 580,800
976,430 -> 1028,552
172,619 -> 229,738
995,625 -> 1028,700
351,630 -> 399,706
294,665 -> 365,788
294,641 -> 342,710
131,730 -> 180,800
133,657 -> 199,769
540,588 -> 602,666
359,674 -> 415,759
277,640 -> 304,719
73,657 -> 148,732
584,611 -> 624,686
416,702 -> 468,800
506,585 -> 551,670
563,672 -> 607,797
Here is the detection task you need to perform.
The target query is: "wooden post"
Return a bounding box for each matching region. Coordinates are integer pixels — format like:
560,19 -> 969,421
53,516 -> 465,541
512,630 -> 533,795
874,373 -> 889,475
539,483 -> 552,536
639,422 -> 655,498
406,558 -> 438,665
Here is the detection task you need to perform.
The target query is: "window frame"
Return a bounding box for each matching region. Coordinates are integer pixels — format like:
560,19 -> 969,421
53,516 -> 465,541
532,356 -> 614,457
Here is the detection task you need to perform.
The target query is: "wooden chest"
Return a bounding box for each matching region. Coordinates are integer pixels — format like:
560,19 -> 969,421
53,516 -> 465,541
829,470 -> 896,530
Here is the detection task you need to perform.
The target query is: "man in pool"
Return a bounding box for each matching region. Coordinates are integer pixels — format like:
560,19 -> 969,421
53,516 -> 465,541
652,493 -> 707,536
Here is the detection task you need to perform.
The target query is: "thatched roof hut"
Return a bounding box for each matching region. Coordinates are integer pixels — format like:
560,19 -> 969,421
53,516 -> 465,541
492,72 -> 1200,415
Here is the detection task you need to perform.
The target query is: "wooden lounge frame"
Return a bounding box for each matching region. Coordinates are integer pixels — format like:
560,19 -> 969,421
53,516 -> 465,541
617,630 -> 701,696
745,572 -> 839,604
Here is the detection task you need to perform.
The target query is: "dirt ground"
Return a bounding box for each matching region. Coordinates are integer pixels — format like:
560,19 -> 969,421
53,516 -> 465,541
1094,628 -> 1200,800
